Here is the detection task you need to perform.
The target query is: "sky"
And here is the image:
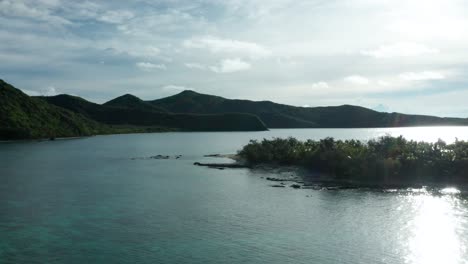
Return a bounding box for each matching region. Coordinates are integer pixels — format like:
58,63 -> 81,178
1,0 -> 468,117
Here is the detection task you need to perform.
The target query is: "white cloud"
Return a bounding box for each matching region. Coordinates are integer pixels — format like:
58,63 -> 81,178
372,103 -> 390,112
162,85 -> 195,92
310,82 -> 329,89
65,2 -> 100,19
144,46 -> 161,57
129,46 -> 161,57
184,63 -> 207,70
3,0 -> 468,117
184,36 -> 271,59
361,42 -> 439,58
117,9 -> 207,35
136,62 -> 167,71
0,0 -> 71,26
104,45 -> 163,59
41,86 -> 58,96
344,75 -> 370,85
399,71 -> 445,81
386,4 -> 466,40
98,10 -> 134,24
210,58 -> 251,73
377,80 -> 391,87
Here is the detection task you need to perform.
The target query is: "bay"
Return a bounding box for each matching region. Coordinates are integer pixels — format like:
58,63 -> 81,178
1,128 -> 468,264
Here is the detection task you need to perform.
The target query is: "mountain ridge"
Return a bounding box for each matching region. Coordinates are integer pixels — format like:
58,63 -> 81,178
149,90 -> 468,128
103,94 -> 168,113
38,93 -> 267,131
2,79 -> 468,140
0,80 -> 268,140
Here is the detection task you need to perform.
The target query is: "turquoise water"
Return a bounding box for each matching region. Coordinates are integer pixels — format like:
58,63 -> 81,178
1,128 -> 468,264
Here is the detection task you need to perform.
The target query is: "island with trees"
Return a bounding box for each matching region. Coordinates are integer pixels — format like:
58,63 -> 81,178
235,136 -> 468,188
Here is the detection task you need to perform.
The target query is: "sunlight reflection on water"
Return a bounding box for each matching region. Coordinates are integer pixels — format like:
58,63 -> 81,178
379,126 -> 467,144
403,192 -> 468,264
441,187 -> 462,195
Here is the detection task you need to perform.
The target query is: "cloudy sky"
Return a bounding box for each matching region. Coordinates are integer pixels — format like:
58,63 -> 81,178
2,0 -> 468,117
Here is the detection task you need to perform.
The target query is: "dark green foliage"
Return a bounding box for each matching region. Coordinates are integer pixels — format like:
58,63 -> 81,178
151,90 -> 468,128
151,90 -> 319,127
38,94 -> 268,132
103,94 -> 167,112
0,80 -> 107,140
1,80 -> 267,140
238,136 -> 468,185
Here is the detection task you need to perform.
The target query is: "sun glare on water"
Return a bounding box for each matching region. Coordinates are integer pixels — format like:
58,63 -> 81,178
380,127 -> 468,144
441,187 -> 462,195
404,194 -> 467,264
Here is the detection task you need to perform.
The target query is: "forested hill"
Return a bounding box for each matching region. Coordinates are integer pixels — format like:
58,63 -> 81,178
150,90 -> 468,128
0,80 -> 106,140
103,94 -> 167,113
38,94 -> 267,132
2,78 -> 468,140
0,80 -> 267,140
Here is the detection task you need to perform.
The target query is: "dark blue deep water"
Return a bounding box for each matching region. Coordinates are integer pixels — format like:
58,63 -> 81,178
1,128 -> 468,264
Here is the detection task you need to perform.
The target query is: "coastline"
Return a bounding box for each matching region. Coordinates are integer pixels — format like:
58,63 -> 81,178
0,127 -> 273,142
0,136 -> 91,144
194,154 -> 468,191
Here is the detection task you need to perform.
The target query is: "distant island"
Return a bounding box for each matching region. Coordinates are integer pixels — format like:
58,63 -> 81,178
2,79 -> 468,140
234,136 -> 468,188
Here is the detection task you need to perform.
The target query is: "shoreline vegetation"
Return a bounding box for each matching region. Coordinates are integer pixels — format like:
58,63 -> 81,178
239,136 -> 468,188
196,136 -> 468,189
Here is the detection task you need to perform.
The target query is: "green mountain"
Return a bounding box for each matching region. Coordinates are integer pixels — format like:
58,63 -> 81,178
0,80 -> 267,140
149,90 -> 318,127
3,78 -> 468,140
0,80 -> 106,140
38,94 -> 267,131
150,90 -> 468,128
103,94 -> 167,112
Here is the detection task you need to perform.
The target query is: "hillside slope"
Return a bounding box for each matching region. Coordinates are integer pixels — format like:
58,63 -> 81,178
103,94 -> 167,113
39,94 -> 267,131
0,80 -> 105,140
150,90 -> 468,128
3,78 -> 467,140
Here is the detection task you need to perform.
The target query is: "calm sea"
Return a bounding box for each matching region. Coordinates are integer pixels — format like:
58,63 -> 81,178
1,128 -> 467,264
